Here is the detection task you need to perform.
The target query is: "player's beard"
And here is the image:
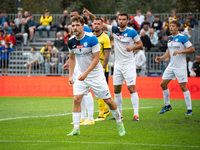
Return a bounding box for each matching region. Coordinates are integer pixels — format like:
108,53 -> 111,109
119,23 -> 126,28
94,28 -> 100,32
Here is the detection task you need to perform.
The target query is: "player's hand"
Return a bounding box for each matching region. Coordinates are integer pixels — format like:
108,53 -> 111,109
173,50 -> 180,56
69,77 -> 74,86
83,8 -> 91,16
78,72 -> 88,81
126,46 -> 132,52
155,56 -> 162,63
62,61 -> 69,70
136,65 -> 139,67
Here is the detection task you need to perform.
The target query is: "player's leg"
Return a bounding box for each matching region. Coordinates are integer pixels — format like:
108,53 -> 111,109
179,83 -> 193,115
103,71 -> 110,117
80,96 -> 87,121
67,94 -> 84,136
81,91 -> 95,125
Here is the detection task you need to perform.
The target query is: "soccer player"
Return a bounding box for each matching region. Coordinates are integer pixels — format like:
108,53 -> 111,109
155,20 -> 195,115
83,8 -> 143,121
65,15 -> 125,136
93,17 -> 111,121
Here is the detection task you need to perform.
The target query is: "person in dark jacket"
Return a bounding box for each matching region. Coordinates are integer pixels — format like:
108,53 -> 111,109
159,34 -> 168,52
9,20 -> 18,35
152,15 -> 162,33
140,30 -> 153,50
0,43 -> 14,76
16,18 -> 29,45
56,10 -> 70,33
54,32 -> 66,51
192,55 -> 200,77
0,11 -> 10,25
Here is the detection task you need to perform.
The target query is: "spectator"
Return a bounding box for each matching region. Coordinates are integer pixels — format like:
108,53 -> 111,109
9,20 -> 18,35
37,9 -> 52,38
169,10 -> 176,22
127,16 -> 139,31
3,22 -> 12,34
16,18 -> 29,45
163,17 -> 169,30
152,15 -> 162,33
158,34 -> 168,52
146,10 -> 155,26
149,28 -> 158,46
192,55 -> 200,77
181,18 -> 192,38
184,18 -> 190,29
140,30 -> 152,50
101,16 -> 107,24
0,11 -> 9,26
24,47 -> 44,76
0,29 -> 12,46
63,31 -> 69,46
88,23 -> 93,32
115,11 -> 120,22
134,49 -> 146,76
14,12 -> 22,27
27,13 -> 36,41
23,11 -> 29,19
140,16 -> 150,29
0,43 -> 14,76
176,14 -> 183,24
188,12 -> 198,28
87,18 -> 93,25
40,41 -> 56,60
45,48 -> 62,74
8,30 -> 16,45
56,10 -> 70,33
134,10 -> 145,27
161,54 -> 170,75
110,16 -> 117,26
54,32 -> 65,51
140,24 -> 150,37
186,57 -> 193,77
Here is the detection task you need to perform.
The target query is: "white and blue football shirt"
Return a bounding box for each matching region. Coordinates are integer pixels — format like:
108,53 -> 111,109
107,25 -> 140,64
167,34 -> 192,69
68,32 -> 103,79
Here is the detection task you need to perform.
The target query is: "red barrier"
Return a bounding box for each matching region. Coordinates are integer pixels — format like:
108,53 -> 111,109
0,76 -> 199,99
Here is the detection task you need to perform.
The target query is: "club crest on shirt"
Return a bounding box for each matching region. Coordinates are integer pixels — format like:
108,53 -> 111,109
84,42 -> 88,47
175,39 -> 178,42
124,33 -> 128,37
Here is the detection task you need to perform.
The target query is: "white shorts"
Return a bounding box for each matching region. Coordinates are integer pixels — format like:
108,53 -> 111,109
162,67 -> 188,83
113,63 -> 136,86
73,76 -> 111,99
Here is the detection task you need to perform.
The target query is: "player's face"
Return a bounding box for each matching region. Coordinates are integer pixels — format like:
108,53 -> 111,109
118,15 -> 128,28
93,20 -> 103,32
169,23 -> 178,34
71,21 -> 84,36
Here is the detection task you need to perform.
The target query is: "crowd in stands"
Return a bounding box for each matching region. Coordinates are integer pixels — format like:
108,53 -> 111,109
0,8 -> 199,76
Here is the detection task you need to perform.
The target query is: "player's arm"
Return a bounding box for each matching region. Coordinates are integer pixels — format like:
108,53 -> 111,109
127,40 -> 143,52
69,52 -> 75,86
83,8 -> 108,30
155,50 -> 170,63
103,48 -> 110,72
173,45 -> 195,56
78,51 -> 100,81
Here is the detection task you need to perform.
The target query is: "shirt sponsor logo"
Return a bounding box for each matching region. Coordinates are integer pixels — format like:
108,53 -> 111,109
76,45 -> 84,49
118,35 -> 124,38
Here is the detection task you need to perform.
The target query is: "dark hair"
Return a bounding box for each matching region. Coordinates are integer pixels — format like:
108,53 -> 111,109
155,15 -> 159,18
170,20 -> 181,28
71,9 -> 81,15
5,42 -> 11,48
147,10 -> 151,12
10,20 -> 15,24
71,15 -> 85,25
32,47 -> 37,51
94,17 -> 103,23
144,16 -> 148,20
118,12 -> 128,20
176,14 -> 181,18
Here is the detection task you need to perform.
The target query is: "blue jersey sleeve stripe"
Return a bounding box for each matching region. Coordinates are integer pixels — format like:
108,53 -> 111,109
181,35 -> 189,44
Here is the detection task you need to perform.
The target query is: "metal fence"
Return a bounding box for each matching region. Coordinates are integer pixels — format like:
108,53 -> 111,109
7,12 -> 200,23
0,50 -> 167,76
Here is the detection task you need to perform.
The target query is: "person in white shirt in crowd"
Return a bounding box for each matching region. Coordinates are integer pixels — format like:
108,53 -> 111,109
24,47 -> 44,76
14,12 -> 22,27
110,16 -> 117,27
134,10 -> 145,28
146,10 -> 155,27
134,49 -> 146,76
139,24 -> 150,37
149,27 -> 158,46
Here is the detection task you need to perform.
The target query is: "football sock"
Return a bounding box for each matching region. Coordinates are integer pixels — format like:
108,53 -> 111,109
131,92 -> 139,117
85,92 -> 94,121
163,89 -> 170,106
97,98 -> 105,117
184,90 -> 192,110
110,109 -> 122,125
81,97 -> 87,120
114,93 -> 123,116
73,112 -> 81,130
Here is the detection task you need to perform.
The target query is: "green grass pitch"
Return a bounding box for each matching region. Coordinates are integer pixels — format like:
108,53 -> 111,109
0,97 -> 200,150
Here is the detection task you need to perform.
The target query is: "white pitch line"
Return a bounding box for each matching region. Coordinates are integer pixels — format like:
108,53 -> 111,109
0,107 -> 153,122
0,140 -> 199,148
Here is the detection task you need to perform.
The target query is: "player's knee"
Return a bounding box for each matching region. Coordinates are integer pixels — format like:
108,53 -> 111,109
180,84 -> 187,92
73,97 -> 82,105
127,86 -> 135,93
160,82 -> 167,89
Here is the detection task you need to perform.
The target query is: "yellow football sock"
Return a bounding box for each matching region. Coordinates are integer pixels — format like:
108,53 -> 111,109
97,99 -> 106,117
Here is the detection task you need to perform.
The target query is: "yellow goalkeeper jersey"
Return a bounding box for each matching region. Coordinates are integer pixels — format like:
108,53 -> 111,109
96,32 -> 111,72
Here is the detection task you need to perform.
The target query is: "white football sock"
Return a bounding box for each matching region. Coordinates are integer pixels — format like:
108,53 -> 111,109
85,92 -> 94,121
163,89 -> 170,106
110,109 -> 122,125
131,92 -> 139,117
73,112 -> 81,130
114,93 -> 123,116
184,90 -> 192,110
81,97 -> 87,120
